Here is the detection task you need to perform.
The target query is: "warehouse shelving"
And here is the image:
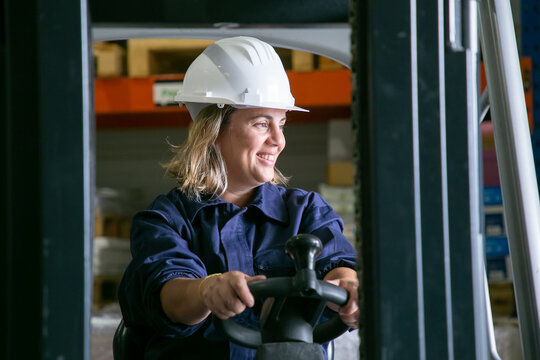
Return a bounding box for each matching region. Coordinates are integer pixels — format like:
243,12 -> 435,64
95,69 -> 352,129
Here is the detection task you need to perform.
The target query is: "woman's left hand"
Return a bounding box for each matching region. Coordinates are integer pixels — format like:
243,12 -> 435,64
324,268 -> 359,329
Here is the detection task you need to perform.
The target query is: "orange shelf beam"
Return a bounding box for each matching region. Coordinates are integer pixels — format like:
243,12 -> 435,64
95,70 -> 351,129
95,74 -> 184,114
288,69 -> 351,107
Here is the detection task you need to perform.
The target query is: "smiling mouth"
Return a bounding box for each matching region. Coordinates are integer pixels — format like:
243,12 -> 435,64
257,153 -> 276,161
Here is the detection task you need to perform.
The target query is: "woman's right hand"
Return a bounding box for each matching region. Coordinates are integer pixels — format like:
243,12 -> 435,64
199,271 -> 266,319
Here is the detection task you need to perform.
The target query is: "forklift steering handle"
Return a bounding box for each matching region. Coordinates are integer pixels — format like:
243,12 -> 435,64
215,275 -> 350,348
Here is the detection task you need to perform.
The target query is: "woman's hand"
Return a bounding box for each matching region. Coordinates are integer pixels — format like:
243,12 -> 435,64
160,271 -> 265,325
199,271 -> 266,319
323,267 -> 359,329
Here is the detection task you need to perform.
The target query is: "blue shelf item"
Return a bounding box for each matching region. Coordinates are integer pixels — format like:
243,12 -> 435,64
484,186 -> 503,206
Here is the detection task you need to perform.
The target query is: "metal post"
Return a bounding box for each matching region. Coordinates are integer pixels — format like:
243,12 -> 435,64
352,0 -> 487,358
478,0 -> 540,358
1,0 -> 93,358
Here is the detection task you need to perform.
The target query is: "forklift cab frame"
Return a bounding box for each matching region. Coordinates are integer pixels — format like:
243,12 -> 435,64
3,1 -> 540,359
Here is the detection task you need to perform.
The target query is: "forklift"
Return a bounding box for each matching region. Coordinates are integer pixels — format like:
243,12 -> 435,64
3,0 -> 539,359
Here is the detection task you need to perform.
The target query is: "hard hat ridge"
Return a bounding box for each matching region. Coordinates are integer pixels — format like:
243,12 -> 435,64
229,36 -> 282,66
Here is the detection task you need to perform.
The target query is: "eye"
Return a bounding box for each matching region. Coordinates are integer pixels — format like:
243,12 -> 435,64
254,121 -> 269,129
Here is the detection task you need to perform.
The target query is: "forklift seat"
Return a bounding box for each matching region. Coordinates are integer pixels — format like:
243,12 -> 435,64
112,319 -> 147,360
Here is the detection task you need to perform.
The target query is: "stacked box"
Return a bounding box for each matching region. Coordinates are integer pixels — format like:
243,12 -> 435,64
484,186 -> 517,318
92,236 -> 131,309
319,184 -> 355,245
327,119 -> 354,186
127,39 -> 214,77
291,51 -> 345,71
489,281 -> 516,317
93,42 -> 125,77
93,236 -> 131,276
327,162 -> 354,186
486,236 -> 511,282
95,214 -> 131,238
318,56 -> 345,70
292,50 -> 315,71
484,186 -> 512,283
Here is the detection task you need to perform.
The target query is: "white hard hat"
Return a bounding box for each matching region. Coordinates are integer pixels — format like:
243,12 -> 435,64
175,36 -> 308,120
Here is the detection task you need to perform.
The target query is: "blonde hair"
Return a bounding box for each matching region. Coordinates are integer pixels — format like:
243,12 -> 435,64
164,104 -> 289,201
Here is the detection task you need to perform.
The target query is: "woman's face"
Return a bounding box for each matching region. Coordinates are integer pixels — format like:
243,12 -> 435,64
216,107 -> 287,191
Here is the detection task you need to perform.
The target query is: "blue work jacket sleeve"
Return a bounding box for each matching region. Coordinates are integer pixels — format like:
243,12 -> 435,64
118,195 -> 207,337
296,192 -> 357,277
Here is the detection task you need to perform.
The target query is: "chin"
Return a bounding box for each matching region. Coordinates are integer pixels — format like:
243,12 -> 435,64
252,170 -> 275,185
263,173 -> 275,184
254,177 -> 272,185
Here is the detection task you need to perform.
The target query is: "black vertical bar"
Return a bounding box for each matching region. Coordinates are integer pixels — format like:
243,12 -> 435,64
417,0 -> 450,358
445,50 -> 480,359
353,0 -> 484,359
446,0 -> 488,357
445,52 -> 478,358
1,0 -> 92,358
446,1 -> 485,356
40,0 -> 93,358
352,0 -> 420,359
1,0 -> 43,357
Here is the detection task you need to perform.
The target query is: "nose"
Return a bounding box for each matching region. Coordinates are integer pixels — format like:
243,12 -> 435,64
267,122 -> 286,148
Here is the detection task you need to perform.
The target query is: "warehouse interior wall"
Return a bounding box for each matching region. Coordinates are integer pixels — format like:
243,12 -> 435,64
96,123 -> 333,209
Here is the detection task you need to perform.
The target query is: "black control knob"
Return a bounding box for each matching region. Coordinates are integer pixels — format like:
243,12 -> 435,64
285,234 -> 323,271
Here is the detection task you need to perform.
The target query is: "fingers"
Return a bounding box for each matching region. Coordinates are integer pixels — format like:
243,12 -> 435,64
201,272 -> 245,318
338,298 -> 359,328
236,274 -> 266,308
200,272 -> 265,320
324,278 -> 360,329
229,274 -> 255,308
322,279 -> 340,311
247,274 -> 267,282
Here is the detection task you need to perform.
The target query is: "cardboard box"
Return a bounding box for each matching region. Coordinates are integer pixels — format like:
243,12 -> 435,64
94,213 -> 104,237
95,214 -> 131,238
127,39 -> 214,77
489,281 -> 516,317
318,56 -> 345,70
93,42 -> 125,77
327,161 -> 354,186
291,50 -> 315,71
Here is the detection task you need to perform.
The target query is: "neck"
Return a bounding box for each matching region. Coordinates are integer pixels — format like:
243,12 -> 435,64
220,186 -> 256,207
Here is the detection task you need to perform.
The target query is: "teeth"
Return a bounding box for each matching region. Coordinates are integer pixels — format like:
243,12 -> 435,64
259,154 -> 275,161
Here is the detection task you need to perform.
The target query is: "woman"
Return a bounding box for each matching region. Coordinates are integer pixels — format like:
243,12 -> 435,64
118,36 -> 358,360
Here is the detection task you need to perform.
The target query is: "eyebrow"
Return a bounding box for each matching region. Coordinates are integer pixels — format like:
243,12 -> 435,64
249,114 -> 287,122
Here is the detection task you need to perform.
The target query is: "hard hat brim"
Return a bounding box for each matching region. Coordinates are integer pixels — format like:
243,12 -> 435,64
229,104 -> 309,113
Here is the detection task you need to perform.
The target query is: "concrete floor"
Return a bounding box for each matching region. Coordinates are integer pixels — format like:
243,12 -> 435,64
91,303 -> 360,360
91,304 -> 519,360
